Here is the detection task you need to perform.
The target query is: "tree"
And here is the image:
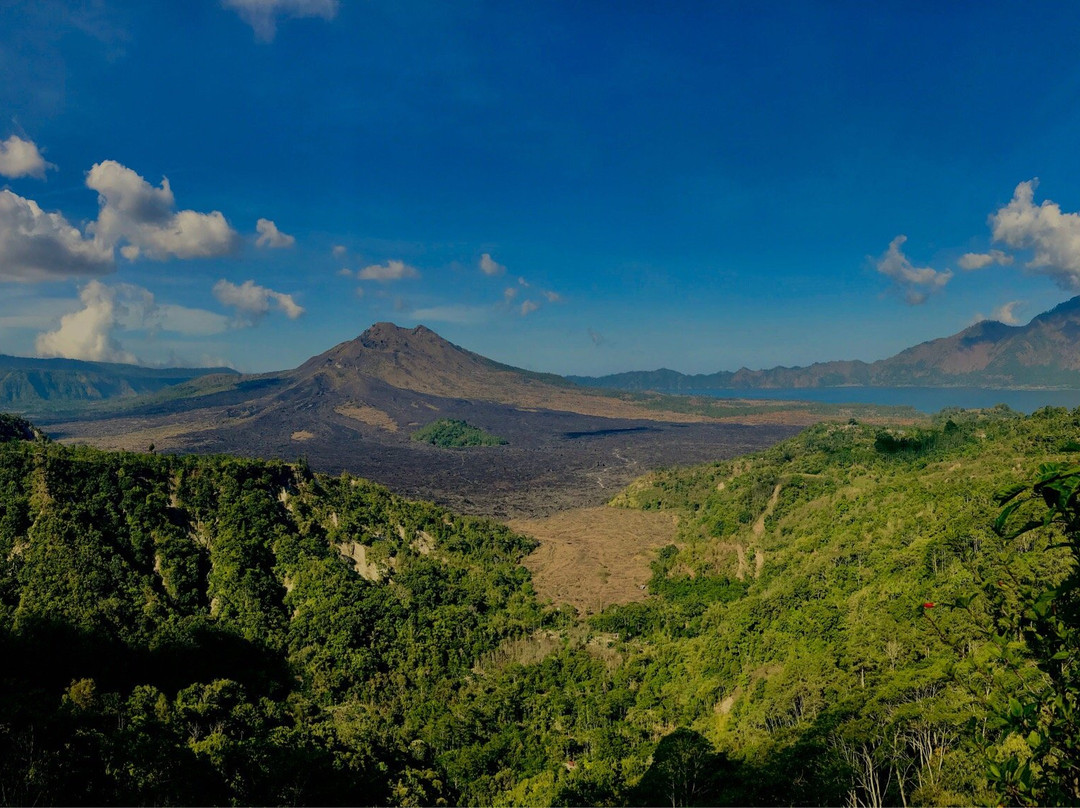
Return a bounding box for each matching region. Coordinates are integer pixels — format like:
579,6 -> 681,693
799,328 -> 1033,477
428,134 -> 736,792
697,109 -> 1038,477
977,463 -> 1080,803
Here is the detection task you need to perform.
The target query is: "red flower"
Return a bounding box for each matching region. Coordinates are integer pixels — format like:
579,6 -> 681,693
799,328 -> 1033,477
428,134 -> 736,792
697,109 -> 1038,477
923,602 -> 935,608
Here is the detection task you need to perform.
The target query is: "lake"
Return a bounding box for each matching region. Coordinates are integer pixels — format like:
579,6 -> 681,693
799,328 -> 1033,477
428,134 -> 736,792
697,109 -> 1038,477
687,387 -> 1080,415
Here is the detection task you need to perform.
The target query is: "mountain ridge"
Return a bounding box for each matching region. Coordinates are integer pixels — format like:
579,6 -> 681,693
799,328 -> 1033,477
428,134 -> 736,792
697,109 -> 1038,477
571,295 -> 1080,391
0,353 -> 238,410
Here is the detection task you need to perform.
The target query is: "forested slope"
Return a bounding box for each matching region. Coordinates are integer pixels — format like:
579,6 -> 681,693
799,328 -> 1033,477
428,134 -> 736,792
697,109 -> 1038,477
602,406 -> 1076,805
0,408 -> 1076,805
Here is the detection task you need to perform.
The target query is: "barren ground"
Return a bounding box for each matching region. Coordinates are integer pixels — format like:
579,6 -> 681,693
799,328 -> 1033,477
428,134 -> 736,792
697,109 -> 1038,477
509,506 -> 680,614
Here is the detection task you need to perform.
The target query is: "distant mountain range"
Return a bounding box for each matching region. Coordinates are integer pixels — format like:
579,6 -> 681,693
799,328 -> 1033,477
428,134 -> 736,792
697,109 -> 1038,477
570,295 -> 1080,391
0,354 -> 237,410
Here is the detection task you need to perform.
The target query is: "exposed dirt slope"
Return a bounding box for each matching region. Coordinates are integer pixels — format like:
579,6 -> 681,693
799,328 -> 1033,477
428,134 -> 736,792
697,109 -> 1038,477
509,506 -> 679,613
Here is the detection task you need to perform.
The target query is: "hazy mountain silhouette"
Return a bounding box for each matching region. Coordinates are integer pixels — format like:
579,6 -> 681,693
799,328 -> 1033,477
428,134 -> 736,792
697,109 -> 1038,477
571,296 -> 1080,391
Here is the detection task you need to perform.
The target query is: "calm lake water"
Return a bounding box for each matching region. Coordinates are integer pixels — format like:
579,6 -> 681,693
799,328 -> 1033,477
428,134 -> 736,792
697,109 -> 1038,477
688,387 -> 1080,415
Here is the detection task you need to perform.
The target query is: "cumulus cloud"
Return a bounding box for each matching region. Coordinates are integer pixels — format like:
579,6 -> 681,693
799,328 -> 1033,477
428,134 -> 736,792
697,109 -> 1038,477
86,160 -> 238,260
0,135 -> 55,179
332,244 -> 347,258
34,280 -> 231,363
479,253 -> 505,276
35,280 -> 138,363
992,300 -> 1025,325
255,217 -> 295,248
958,249 -> 1014,271
356,259 -> 420,281
213,279 -> 304,323
874,235 -> 953,305
990,179 -> 1080,290
520,300 -> 539,316
0,189 -> 114,281
223,0 -> 339,41
503,286 -> 517,302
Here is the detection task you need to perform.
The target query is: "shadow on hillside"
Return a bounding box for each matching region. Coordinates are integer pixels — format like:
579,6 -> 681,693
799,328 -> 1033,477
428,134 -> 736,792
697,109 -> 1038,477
0,615 -> 291,698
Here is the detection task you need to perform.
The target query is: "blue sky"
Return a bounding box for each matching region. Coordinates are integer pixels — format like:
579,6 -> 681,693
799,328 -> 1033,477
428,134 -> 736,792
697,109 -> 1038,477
3,1 -> 1080,374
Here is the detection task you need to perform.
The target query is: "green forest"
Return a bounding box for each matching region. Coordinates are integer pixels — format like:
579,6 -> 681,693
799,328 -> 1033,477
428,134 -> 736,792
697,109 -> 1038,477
411,419 -> 508,448
0,408 -> 1077,805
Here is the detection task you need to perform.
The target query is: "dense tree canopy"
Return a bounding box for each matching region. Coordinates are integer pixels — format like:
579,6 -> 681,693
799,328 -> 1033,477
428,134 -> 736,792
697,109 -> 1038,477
410,419 -> 508,448
0,407 -> 1077,804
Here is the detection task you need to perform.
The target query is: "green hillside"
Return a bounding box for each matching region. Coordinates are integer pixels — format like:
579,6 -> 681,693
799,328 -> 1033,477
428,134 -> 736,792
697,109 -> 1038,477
0,354 -> 238,414
0,409 -> 1076,805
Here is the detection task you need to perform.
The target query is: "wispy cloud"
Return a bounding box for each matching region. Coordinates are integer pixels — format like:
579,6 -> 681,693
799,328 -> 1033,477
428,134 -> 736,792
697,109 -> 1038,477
357,259 -> 420,281
958,249 -> 1013,271
874,235 -> 952,305
223,0 -> 339,42
410,304 -> 491,325
520,300 -> 539,316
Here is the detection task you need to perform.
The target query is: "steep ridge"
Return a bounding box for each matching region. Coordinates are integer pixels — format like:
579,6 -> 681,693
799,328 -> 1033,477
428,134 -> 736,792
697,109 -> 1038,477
0,353 -> 238,410
573,294 -> 1080,390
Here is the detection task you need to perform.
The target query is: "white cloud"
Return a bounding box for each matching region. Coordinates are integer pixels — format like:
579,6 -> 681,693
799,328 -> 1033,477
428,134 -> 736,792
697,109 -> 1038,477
357,259 -> 420,281
34,281 -> 232,363
958,249 -> 1013,271
86,160 -> 239,260
35,280 -> 139,363
410,305 -> 490,325
223,0 -> 339,41
0,135 -> 55,179
874,235 -> 953,305
503,286 -> 517,302
990,179 -> 1080,290
543,290 -> 563,303
337,267 -> 353,277
213,278 -> 304,323
255,217 -> 295,248
520,300 -> 539,316
479,253 -> 505,276
992,300 -> 1024,325
153,304 -> 231,336
332,244 -> 347,258
518,276 -> 529,286
0,189 -> 114,281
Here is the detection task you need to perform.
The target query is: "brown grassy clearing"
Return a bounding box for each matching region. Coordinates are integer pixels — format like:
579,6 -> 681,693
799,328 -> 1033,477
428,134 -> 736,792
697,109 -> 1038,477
509,505 -> 679,615
335,403 -> 399,432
